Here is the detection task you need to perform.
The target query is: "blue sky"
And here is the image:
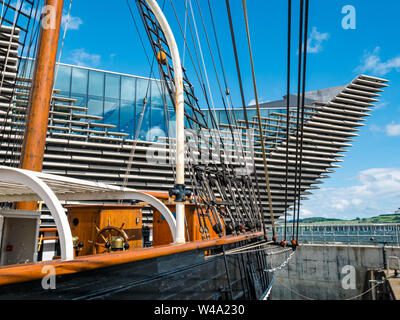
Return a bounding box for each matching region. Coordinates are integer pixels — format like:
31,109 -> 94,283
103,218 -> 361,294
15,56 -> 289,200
57,0 -> 400,220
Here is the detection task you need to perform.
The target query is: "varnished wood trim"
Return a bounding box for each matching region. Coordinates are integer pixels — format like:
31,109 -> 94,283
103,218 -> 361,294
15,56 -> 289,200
0,232 -> 263,286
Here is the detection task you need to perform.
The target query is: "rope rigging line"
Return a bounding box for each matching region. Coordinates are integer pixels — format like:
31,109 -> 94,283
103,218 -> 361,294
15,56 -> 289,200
53,0 -> 73,93
295,0 -> 309,241
182,0 -> 188,67
186,0 -> 215,111
0,0 -> 42,169
291,0 -> 308,244
122,0 -> 173,193
224,0 -> 266,233
276,278 -> 384,301
195,0 -> 263,229
137,0 -> 229,235
241,0 -> 276,240
264,253 -> 295,273
170,0 -> 261,232
283,0 -> 292,242
136,0 -> 269,237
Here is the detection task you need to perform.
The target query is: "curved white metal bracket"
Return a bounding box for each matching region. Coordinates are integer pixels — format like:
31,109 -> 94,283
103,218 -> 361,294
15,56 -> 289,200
0,167 -> 74,260
0,166 -> 177,261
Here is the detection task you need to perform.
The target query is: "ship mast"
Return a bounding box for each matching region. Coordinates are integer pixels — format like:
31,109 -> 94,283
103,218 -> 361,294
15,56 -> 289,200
145,0 -> 186,244
18,0 -> 64,211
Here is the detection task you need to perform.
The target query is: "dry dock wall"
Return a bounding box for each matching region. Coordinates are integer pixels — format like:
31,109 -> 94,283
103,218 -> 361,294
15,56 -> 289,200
270,244 -> 400,300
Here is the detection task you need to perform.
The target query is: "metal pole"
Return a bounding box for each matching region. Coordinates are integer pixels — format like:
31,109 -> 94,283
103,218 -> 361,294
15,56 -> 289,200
146,0 -> 185,244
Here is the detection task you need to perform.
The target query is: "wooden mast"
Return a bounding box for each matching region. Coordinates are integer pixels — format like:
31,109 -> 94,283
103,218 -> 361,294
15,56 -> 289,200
17,0 -> 64,211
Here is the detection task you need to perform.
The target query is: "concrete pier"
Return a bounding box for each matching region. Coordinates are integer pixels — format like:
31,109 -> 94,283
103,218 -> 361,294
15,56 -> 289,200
270,244 -> 400,300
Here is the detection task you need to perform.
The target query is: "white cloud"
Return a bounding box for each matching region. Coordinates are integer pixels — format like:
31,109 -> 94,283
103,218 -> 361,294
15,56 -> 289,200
301,168 -> 400,219
301,208 -> 313,217
333,199 -> 350,212
374,101 -> 389,110
356,47 -> 400,76
369,124 -> 383,133
68,49 -> 101,67
16,2 -> 82,31
307,27 -> 329,54
386,122 -> 400,136
62,14 -> 83,31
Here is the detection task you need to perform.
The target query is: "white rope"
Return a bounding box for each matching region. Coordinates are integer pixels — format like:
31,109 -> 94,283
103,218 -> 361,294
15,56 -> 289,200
53,0 -> 72,91
182,0 -> 188,67
264,250 -> 296,273
266,248 -> 293,256
277,278 -> 384,301
187,0 -> 216,112
225,240 -> 271,253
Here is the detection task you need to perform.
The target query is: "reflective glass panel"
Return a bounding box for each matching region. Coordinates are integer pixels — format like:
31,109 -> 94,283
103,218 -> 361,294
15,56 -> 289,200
149,104 -> 166,142
70,94 -> 87,109
219,110 -> 228,125
104,98 -> 120,130
87,96 -> 103,118
247,110 -> 256,122
105,74 -> 120,99
121,76 -> 136,101
120,100 -> 135,138
136,78 -> 151,104
151,80 -> 164,105
234,110 -> 244,122
89,70 -> 104,97
54,65 -> 72,92
71,67 -> 88,95
165,105 -> 175,138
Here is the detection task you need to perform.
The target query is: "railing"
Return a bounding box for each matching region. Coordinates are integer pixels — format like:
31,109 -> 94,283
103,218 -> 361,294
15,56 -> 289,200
269,223 -> 400,246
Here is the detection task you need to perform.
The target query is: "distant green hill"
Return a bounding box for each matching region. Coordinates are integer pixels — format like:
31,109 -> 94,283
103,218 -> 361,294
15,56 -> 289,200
288,214 -> 400,224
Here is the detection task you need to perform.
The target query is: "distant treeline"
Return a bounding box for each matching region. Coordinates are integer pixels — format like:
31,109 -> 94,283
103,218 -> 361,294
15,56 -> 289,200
287,214 -> 400,224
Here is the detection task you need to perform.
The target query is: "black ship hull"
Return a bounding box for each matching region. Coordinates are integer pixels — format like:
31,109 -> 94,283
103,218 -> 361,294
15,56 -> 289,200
0,240 -> 273,300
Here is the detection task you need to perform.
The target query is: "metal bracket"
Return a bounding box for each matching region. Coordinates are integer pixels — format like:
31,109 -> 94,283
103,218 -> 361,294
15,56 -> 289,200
169,184 -> 193,203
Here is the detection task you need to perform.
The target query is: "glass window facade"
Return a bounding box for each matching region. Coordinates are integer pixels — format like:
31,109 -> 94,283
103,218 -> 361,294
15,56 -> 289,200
20,59 -> 287,142
47,60 -> 175,141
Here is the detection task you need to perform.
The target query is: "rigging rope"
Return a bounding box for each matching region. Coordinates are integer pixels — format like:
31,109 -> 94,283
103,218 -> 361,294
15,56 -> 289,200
186,0 -> 215,111
196,0 -> 263,229
241,0 -> 276,240
53,0 -> 73,92
283,0 -> 292,242
122,0 -> 167,191
295,0 -> 309,240
170,0 -> 260,233
224,0 -> 266,233
291,0 -> 309,244
276,278 -> 384,301
264,250 -> 295,273
0,0 -> 42,169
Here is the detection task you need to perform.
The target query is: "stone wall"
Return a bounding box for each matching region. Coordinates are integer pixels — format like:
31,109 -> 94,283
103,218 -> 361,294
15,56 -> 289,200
270,244 -> 400,300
